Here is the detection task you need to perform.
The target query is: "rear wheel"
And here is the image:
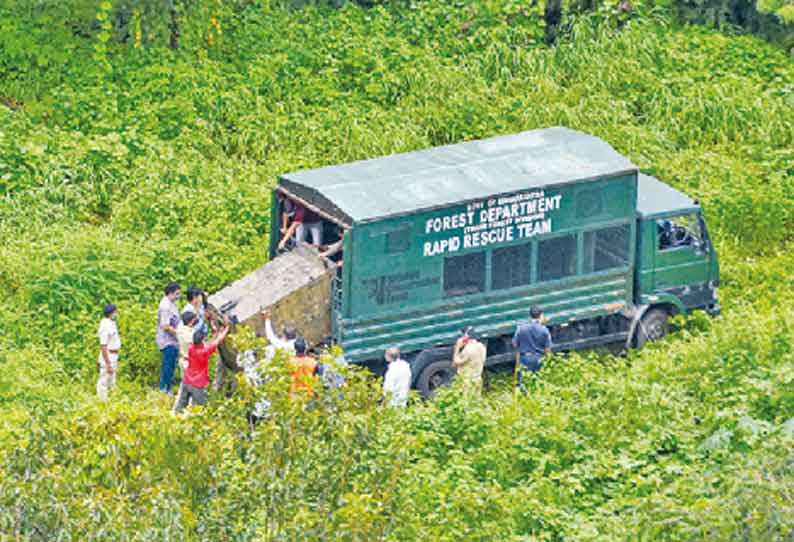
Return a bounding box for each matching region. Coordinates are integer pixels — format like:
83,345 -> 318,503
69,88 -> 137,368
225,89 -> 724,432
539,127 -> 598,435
415,359 -> 456,398
636,308 -> 670,347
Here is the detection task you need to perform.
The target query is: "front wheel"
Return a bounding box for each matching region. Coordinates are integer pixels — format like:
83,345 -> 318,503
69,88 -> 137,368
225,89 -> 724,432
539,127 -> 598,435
635,308 -> 670,347
415,359 -> 456,398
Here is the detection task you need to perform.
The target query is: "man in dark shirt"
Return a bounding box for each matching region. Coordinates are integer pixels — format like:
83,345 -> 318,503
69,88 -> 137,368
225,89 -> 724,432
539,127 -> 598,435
278,198 -> 323,250
205,300 -> 242,396
512,305 -> 552,394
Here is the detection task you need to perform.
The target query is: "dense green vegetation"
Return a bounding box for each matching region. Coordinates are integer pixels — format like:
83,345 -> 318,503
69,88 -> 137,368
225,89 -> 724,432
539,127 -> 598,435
1,1 -> 793,540
758,0 -> 794,23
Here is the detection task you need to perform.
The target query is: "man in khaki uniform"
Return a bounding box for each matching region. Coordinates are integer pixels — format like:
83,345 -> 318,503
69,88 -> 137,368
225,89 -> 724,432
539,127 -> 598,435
453,326 -> 486,396
97,303 -> 121,399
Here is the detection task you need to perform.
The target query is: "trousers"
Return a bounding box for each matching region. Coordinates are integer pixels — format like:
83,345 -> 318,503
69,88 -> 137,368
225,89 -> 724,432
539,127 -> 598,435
97,352 -> 119,398
212,341 -> 241,395
159,345 -> 179,392
517,353 -> 543,394
296,221 -> 322,246
460,376 -> 482,396
174,383 -> 208,413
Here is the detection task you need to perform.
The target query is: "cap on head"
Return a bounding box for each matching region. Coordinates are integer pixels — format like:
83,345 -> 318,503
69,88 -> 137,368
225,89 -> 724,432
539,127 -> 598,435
530,305 -> 542,319
294,338 -> 307,354
193,329 -> 207,345
103,303 -> 117,317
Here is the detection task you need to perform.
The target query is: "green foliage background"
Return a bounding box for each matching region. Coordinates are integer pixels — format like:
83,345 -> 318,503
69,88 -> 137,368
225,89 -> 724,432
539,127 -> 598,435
1,1 -> 793,540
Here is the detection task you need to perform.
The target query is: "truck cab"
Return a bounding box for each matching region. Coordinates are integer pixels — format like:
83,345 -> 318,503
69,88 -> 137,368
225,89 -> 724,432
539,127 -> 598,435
635,174 -> 720,343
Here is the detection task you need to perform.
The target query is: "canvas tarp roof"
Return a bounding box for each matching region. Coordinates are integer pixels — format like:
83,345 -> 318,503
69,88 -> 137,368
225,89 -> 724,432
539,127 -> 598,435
279,126 -> 637,224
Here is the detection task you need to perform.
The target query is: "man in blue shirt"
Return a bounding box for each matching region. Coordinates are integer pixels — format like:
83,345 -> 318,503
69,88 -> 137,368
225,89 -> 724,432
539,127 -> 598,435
183,286 -> 208,335
512,305 -> 552,394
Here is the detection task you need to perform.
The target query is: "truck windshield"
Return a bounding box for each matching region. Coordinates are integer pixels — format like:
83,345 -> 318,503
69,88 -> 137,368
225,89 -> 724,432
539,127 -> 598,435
657,214 -> 702,251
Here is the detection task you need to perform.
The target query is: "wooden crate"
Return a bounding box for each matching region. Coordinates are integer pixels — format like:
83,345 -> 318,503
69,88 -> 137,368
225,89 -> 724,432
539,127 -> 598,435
208,244 -> 334,346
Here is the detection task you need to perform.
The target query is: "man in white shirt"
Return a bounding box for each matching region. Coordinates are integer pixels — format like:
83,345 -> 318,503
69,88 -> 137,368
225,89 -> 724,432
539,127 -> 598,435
169,310 -> 198,413
382,346 -> 411,408
260,309 -> 297,359
177,311 -> 198,371
97,304 -> 121,399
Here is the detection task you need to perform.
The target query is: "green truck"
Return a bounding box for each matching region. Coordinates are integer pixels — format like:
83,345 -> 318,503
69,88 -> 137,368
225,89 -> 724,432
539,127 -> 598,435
219,127 -> 719,396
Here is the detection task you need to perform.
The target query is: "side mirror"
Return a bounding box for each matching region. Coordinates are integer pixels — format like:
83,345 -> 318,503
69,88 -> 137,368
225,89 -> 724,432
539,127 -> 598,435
692,237 -> 707,255
697,215 -> 711,254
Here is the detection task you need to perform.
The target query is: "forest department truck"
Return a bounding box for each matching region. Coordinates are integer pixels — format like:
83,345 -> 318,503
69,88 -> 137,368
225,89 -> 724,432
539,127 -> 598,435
210,127 -> 720,397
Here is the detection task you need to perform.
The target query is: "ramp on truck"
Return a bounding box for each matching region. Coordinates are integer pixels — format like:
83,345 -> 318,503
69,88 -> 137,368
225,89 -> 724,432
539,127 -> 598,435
207,244 -> 335,346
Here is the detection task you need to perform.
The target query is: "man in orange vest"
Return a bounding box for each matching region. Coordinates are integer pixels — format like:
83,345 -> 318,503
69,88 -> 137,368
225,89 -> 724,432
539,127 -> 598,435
288,338 -> 318,398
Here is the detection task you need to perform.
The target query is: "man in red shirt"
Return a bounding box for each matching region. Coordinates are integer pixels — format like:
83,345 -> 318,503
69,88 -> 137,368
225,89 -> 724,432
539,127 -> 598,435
174,321 -> 230,413
278,198 -> 323,251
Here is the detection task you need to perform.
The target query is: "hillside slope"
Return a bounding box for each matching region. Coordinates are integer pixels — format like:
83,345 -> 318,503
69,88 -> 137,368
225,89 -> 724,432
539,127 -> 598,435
1,2 -> 793,540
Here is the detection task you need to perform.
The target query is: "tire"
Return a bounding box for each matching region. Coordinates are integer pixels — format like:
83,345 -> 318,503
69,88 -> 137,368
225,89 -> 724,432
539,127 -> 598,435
635,308 -> 670,347
415,359 -> 457,398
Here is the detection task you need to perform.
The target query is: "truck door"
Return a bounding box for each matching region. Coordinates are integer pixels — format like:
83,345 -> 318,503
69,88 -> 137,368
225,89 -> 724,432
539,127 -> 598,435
652,212 -> 710,292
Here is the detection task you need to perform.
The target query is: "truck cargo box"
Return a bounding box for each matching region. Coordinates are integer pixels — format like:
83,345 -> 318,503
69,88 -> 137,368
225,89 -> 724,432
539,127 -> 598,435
275,127 -> 641,363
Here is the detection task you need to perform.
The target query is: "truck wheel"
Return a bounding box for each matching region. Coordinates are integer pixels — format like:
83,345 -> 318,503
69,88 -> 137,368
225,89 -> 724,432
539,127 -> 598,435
415,360 -> 456,398
636,308 -> 670,347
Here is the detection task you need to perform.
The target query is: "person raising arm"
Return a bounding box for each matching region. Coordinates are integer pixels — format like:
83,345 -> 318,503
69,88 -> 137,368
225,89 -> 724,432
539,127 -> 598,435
260,309 -> 297,355
278,199 -> 323,251
174,318 -> 231,413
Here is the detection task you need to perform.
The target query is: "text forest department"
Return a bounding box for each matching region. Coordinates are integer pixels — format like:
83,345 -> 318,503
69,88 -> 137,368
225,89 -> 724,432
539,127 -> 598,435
422,191 -> 563,257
